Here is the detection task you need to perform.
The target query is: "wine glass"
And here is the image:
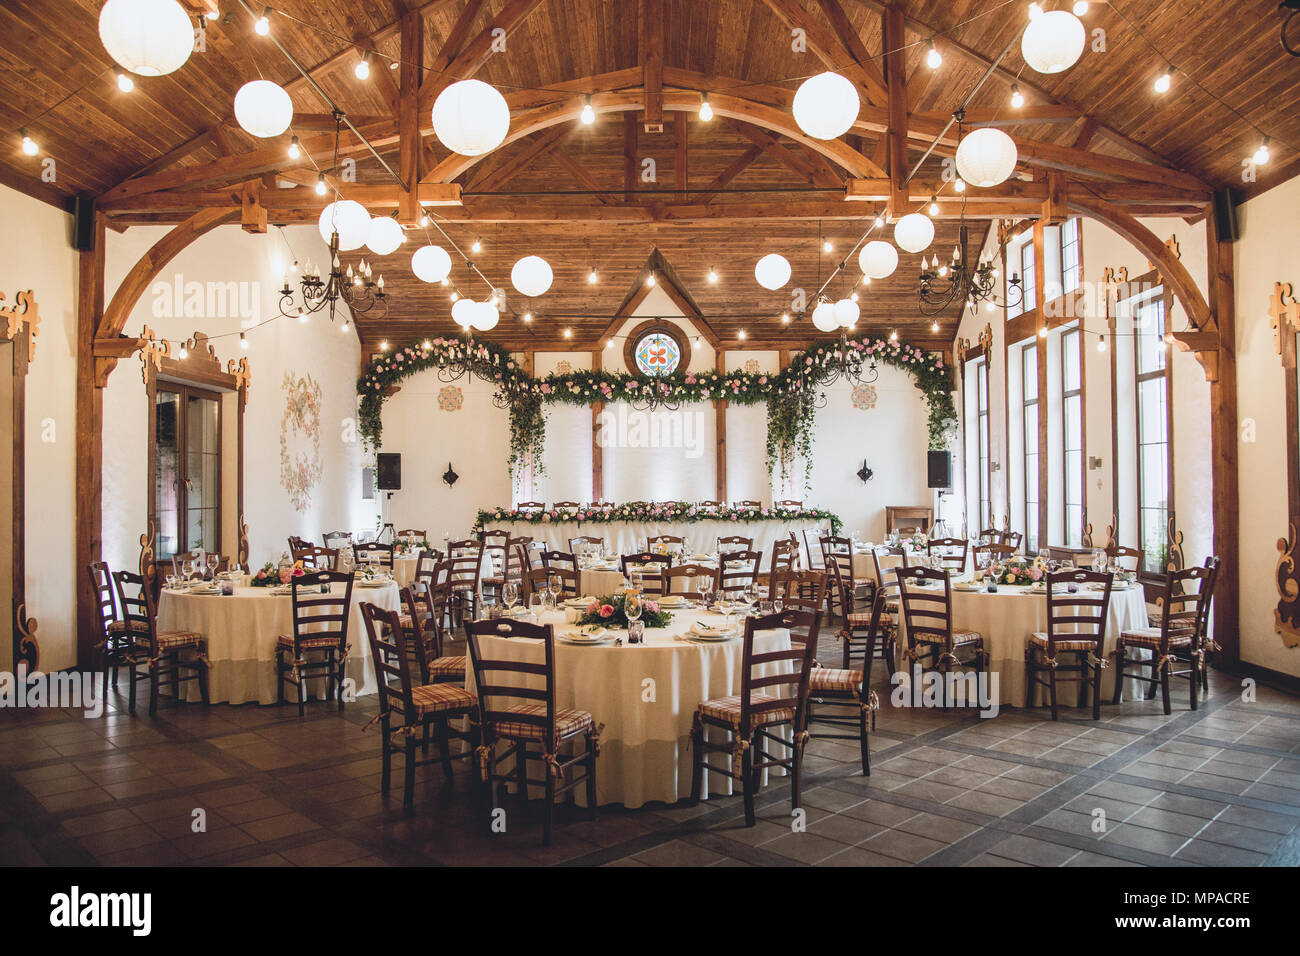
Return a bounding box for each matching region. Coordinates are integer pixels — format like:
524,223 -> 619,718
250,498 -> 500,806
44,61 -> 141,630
502,581 -> 519,611
624,590 -> 643,626
741,582 -> 757,615
182,557 -> 195,581
546,573 -> 563,607
702,587 -> 716,610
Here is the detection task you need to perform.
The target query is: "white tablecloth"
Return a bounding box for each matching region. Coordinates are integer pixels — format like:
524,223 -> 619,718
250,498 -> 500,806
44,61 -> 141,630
466,607 -> 791,808
490,518 -> 822,560
156,582 -> 399,705
895,581 -> 1149,704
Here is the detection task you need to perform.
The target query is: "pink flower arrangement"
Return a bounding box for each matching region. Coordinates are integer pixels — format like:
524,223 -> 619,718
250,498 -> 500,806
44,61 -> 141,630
598,604 -> 614,618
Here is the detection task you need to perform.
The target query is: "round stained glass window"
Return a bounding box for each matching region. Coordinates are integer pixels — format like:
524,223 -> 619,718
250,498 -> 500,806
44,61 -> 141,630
634,331 -> 682,376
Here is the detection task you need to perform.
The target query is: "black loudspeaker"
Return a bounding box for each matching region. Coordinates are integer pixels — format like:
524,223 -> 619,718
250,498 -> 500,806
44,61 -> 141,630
1211,188 -> 1239,243
67,196 -> 96,251
927,450 -> 952,489
376,453 -> 402,491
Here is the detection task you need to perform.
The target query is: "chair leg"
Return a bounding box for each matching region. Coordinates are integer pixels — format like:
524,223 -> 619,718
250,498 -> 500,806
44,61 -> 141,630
585,732 -> 598,819
380,726 -> 392,795
196,651 -> 210,705
276,650 -> 286,706
403,735 -> 417,814
101,654 -> 110,706
335,651 -> 347,712
542,756 -> 555,847
1160,660 -> 1172,715
1048,660 -> 1059,721
297,659 -> 306,718
1111,648 -> 1125,705
1190,654 -> 1199,711
1092,656 -> 1103,721
688,715 -> 703,804
1025,648 -> 1037,710
859,705 -> 870,775
148,659 -> 161,717
741,734 -> 756,828
127,662 -> 138,716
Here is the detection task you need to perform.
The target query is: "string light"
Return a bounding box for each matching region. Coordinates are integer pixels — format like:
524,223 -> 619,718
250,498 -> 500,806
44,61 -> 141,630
471,237 -> 482,254
523,312 -> 532,323
254,7 -> 271,35
823,238 -> 833,253
20,130 -> 39,156
563,327 -> 572,339
1038,325 -> 1048,338
1010,82 -> 1024,108
1028,2 -> 1043,18
580,94 -> 595,125
781,313 -> 790,324
450,291 -> 459,301
954,178 -> 966,193
605,339 -> 613,349
929,194 -> 940,216
1253,138 -> 1271,165
646,272 -> 656,286
239,333 -> 248,349
737,329 -> 747,341
341,320 -> 349,332
1073,1 -> 1089,14
314,173 -> 326,195
707,266 -> 718,284
890,329 -> 898,341
1154,68 -> 1172,94
354,53 -> 370,80
420,214 -> 429,227
380,340 -> 389,351
1097,334 -> 1107,352
926,39 -> 942,69
699,92 -> 713,122
588,267 -> 598,284
117,73 -> 134,92
931,320 -> 939,333
288,135 -> 300,159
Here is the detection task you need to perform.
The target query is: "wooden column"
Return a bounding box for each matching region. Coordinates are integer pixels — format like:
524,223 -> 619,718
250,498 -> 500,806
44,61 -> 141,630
591,349 -> 604,502
883,4 -> 909,219
623,114 -> 639,202
1207,214 -> 1240,665
1034,220 -> 1049,541
75,211 -> 106,668
398,9 -> 424,224
715,352 -> 727,502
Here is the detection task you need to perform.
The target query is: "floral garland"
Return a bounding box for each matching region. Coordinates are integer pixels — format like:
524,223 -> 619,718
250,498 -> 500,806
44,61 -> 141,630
357,335 -> 955,488
576,593 -> 673,629
474,501 -> 843,536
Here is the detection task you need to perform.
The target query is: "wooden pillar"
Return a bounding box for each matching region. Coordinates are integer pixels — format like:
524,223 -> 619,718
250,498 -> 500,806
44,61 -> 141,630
883,4 -> 908,219
674,113 -> 687,200
623,114 -> 638,202
75,211 -> 106,668
715,351 -> 727,502
1207,215 -> 1239,665
398,9 -> 425,224
591,349 -> 604,502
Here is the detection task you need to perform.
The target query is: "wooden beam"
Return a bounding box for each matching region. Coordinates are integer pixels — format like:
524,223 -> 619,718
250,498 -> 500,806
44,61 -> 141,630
1042,171 -> 1067,226
592,349 -> 604,501
471,125 -> 571,194
550,146 -> 613,203
729,120 -> 840,187
883,4 -> 908,219
239,179 -> 266,233
640,0 -> 664,132
623,113 -> 638,202
674,112 -> 688,200
419,0 -> 546,114
428,0 -> 486,74
762,0 -> 888,105
75,210 -> 106,668
699,145 -> 764,202
398,8 -> 424,223
715,351 -> 727,503
1207,209 -> 1239,665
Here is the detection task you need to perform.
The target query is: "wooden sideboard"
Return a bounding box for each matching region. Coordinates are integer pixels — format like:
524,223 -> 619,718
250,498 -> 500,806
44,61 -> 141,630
885,506 -> 933,534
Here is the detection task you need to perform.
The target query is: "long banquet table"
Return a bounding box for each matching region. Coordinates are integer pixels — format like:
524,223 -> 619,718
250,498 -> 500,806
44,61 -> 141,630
467,604 -> 792,808
490,517 -> 824,559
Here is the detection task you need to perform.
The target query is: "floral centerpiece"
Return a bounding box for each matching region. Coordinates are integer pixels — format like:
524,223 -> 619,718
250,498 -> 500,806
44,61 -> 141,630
250,560 -> 306,587
475,500 -> 843,535
978,557 -> 1046,587
575,593 -> 674,629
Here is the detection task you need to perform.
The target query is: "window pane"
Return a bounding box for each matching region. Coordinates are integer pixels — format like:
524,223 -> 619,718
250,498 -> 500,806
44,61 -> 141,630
1136,297 -> 1167,375
1023,346 -> 1037,400
154,391 -> 180,558
1138,378 -> 1167,444
1063,330 -> 1081,392
1060,219 -> 1080,294
1021,244 -> 1036,311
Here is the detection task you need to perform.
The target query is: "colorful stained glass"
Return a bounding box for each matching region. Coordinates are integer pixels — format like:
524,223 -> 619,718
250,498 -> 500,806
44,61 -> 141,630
634,332 -> 681,376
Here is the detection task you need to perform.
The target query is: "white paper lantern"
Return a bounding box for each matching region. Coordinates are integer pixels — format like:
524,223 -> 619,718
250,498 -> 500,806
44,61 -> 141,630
365,216 -> 404,256
317,200 -> 371,251
510,255 -> 553,297
811,300 -> 839,333
894,213 -> 935,254
431,79 -> 510,156
411,244 -> 452,283
833,298 -> 860,328
1021,10 -> 1086,75
233,80 -> 294,138
857,240 -> 899,279
472,300 -> 500,332
792,72 -> 859,140
98,0 -> 194,77
754,253 -> 792,290
451,297 -> 477,328
956,127 -> 1019,188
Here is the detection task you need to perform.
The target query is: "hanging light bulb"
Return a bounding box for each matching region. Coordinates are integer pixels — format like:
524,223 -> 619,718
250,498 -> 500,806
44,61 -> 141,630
823,238 -> 833,253
380,340 -> 389,351
563,327 -> 572,339
1154,69 -> 1172,94
699,92 -> 714,122
873,215 -> 884,229
471,237 -> 482,254
523,312 -> 532,323
288,135 -> 301,159
926,39 -> 942,69
646,272 -> 656,287
580,94 -> 595,125
954,177 -> 966,193
1253,137 -> 1271,165
781,313 -> 790,324
931,320 -> 939,333
19,130 -> 37,156
1027,2 -> 1043,17
1010,82 -> 1024,108
1097,334 -> 1107,352
298,307 -> 308,323
588,267 -> 598,284
420,214 -> 429,227
708,266 -> 718,284
239,332 -> 248,349
929,195 -> 940,216
117,73 -> 134,92
354,53 -> 370,80
738,329 -> 747,341
254,6 -> 270,35
850,291 -> 859,303
890,329 -> 898,341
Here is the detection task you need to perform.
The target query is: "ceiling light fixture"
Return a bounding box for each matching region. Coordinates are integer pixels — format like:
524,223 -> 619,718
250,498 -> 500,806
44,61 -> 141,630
254,6 -> 271,35
926,39 -> 942,69
1010,82 -> 1024,108
588,267 -> 598,284
699,92 -> 714,122
1253,137 -> 1271,165
354,53 -> 370,80
117,73 -> 134,92
314,173 -> 326,195
580,94 -> 595,125
1154,68 -> 1172,94
288,134 -> 300,159
708,266 -> 718,284
19,130 -> 38,156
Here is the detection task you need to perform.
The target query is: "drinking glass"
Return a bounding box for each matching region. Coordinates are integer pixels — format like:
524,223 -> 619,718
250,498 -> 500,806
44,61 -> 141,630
773,596 -> 784,613
182,558 -> 195,580
502,581 -> 519,611
624,590 -> 643,625
702,587 -> 716,609
547,573 -> 563,606
528,591 -> 544,618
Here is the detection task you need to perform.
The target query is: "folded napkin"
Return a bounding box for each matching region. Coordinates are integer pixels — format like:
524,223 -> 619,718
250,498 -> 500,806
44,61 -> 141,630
690,621 -> 735,637
571,626 -> 609,641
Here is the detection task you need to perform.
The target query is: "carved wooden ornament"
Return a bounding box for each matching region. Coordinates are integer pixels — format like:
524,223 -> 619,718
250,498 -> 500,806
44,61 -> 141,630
1,289 -> 40,362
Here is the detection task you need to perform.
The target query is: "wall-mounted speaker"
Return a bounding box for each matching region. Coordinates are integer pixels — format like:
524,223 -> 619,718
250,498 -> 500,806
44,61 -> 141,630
927,450 -> 952,489
1211,188 -> 1239,243
67,196 -> 96,251
376,453 -> 401,491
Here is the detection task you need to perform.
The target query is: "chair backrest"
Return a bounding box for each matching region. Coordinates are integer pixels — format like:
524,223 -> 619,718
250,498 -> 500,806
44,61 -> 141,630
537,563 -> 578,599
736,499 -> 761,508
464,617 -> 557,741
1195,556 -> 1222,642
738,609 -> 820,732
697,499 -> 722,510
1154,563 -> 1216,648
287,570 -> 355,651
540,549 -> 577,574
293,546 -> 338,570
621,551 -> 671,586
479,529 -> 509,577
1044,569 -> 1113,651
515,501 -> 546,511
353,540 -> 395,570
359,602 -> 421,728
287,537 -> 312,553
446,542 -> 484,596
927,537 -> 968,573
895,565 -> 953,650
872,545 -> 907,585
171,550 -> 224,578
769,569 -> 827,611
322,530 -> 353,549
504,541 -> 531,585
768,537 -> 798,592
396,528 -> 426,540
972,542 -> 1016,567
661,563 -> 715,598
823,543 -> 864,616
414,548 -> 443,587
803,528 -> 828,568
717,549 -> 762,596
775,499 -> 803,507
111,569 -> 159,655
717,534 -> 753,554
646,534 -> 684,552
88,561 -> 118,639
1107,544 -> 1144,571
568,535 -> 605,555
1002,530 -> 1024,550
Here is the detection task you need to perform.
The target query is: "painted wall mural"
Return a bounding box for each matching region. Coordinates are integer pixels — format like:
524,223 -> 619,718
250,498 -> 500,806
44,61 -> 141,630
279,371 -> 323,513
851,382 -> 878,410
437,385 -> 464,411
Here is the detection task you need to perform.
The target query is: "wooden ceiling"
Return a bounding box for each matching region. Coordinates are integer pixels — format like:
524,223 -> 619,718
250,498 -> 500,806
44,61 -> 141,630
5,0 -> 1297,350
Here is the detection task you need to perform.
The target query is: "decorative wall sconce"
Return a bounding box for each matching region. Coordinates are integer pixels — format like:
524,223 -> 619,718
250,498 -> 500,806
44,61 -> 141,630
856,461 -> 874,483
442,462 -> 459,487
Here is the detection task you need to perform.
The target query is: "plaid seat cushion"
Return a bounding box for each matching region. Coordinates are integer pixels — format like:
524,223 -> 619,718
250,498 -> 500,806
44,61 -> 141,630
1029,631 -> 1098,652
427,655 -> 466,679
277,633 -> 343,650
810,666 -> 863,693
914,629 -> 982,646
156,631 -> 203,650
1119,627 -> 1193,649
106,620 -> 133,633
698,694 -> 796,727
491,704 -> 594,743
408,682 -> 477,716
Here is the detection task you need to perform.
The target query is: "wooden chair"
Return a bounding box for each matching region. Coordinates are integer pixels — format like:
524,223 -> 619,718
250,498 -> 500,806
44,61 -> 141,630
591,500 -> 615,509
927,537 -> 968,573
826,560 -> 897,687
717,534 -> 753,554
503,541 -> 531,590
274,569 -> 355,716
535,563 -> 578,600
292,546 -> 338,570
716,549 -> 762,598
646,533 -> 684,553
359,602 -> 479,813
1113,563 -> 1215,715
1026,569 -> 1113,720
660,563 -> 715,599
766,537 -> 799,595
322,530 -> 353,549
972,542 -> 1016,569
111,570 -> 209,716
287,537 -> 312,553
1194,556 -> 1222,691
802,527 -> 829,569
87,561 -> 132,704
1106,544 -> 1144,572
478,529 -> 509,594
465,617 -> 599,846
551,500 -> 581,509
171,550 -> 226,578
775,499 -> 803,508
872,544 -> 908,582
568,535 -> 606,556
690,609 -> 820,827
697,499 -> 722,511
769,570 -> 827,612
353,540 -> 395,571
895,566 -> 987,709
413,548 -> 443,584
736,499 -> 762,508
540,549 -> 577,574
445,542 -> 484,625
621,552 -> 671,595
396,528 -> 427,541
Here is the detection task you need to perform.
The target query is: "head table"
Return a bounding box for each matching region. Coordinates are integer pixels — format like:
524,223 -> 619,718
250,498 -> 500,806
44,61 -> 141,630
485,517 -> 825,562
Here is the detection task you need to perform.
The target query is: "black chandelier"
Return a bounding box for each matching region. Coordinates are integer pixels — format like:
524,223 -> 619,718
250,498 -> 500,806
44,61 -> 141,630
278,232 -> 388,324
808,331 -> 879,408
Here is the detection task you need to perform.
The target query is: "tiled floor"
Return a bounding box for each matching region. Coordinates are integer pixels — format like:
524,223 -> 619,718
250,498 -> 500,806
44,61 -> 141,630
2,644 -> 1298,867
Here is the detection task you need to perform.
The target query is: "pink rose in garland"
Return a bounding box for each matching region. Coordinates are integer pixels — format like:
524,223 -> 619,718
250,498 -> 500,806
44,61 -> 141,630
598,604 -> 614,618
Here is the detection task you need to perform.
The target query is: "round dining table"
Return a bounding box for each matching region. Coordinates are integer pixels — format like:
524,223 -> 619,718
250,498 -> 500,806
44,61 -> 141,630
466,603 -> 792,808
156,580 -> 400,705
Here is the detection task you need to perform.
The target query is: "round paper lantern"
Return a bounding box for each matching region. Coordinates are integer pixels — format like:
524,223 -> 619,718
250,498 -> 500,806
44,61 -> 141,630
472,300 -> 500,332
833,298 -> 860,328
857,240 -> 898,279
754,253 -> 792,290
451,297 -> 477,328
510,255 -> 553,297
411,244 -> 452,283
431,79 -> 510,156
233,80 -> 293,138
98,0 -> 194,77
956,127 -> 1019,187
365,216 -> 404,256
811,300 -> 839,333
317,200 -> 371,251
1021,10 -> 1086,75
792,72 -> 859,140
894,213 -> 935,254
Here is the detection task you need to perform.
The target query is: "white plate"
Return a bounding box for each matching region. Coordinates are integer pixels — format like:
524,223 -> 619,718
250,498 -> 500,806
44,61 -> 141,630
659,595 -> 690,606
356,579 -> 390,588
690,622 -> 737,639
560,630 -> 612,645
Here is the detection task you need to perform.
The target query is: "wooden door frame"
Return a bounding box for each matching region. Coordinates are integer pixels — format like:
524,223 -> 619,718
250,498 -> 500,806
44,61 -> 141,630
146,375 -> 226,562
5,325 -> 37,672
